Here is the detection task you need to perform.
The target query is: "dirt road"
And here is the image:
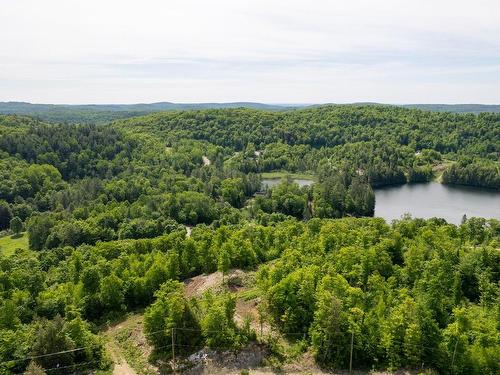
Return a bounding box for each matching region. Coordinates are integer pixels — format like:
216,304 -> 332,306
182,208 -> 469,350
106,339 -> 138,375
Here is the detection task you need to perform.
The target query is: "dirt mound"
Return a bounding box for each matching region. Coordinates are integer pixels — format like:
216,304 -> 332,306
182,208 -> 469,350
183,269 -> 248,298
184,272 -> 224,298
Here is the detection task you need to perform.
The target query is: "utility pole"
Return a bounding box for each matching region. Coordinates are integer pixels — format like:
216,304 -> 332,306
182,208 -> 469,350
451,339 -> 458,374
171,327 -> 176,374
349,331 -> 354,374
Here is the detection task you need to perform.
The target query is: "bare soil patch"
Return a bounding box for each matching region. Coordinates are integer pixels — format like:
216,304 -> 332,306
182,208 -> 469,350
183,269 -> 248,298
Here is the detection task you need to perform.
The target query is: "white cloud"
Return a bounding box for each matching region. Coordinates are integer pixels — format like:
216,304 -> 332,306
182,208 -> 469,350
1,0 -> 499,103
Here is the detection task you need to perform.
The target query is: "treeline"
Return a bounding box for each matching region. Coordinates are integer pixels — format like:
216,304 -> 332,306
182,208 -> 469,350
443,159 -> 500,189
0,101 -> 292,124
116,106 -> 499,158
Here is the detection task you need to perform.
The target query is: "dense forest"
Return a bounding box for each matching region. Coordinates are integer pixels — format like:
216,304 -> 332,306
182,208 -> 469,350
0,105 -> 498,375
116,105 -> 499,188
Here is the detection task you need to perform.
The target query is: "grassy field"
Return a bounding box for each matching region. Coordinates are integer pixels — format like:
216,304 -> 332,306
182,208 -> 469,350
261,171 -> 316,180
0,232 -> 29,256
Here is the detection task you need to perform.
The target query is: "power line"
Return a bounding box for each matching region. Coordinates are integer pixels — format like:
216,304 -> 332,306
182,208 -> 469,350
0,323 -> 454,372
0,348 -> 86,366
146,326 -> 455,356
145,325 -> 311,336
13,360 -> 101,375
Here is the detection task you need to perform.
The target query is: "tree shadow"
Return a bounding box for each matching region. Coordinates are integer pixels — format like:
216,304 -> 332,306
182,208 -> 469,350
10,232 -> 23,239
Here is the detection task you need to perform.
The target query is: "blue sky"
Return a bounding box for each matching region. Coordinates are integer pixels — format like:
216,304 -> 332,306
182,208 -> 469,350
1,0 -> 499,104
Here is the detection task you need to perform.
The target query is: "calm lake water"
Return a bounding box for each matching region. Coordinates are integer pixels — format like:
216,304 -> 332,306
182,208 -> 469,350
261,178 -> 315,189
375,182 -> 500,224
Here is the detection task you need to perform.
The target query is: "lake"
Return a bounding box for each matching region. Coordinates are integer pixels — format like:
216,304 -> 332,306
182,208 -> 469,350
261,178 -> 315,189
375,182 -> 500,224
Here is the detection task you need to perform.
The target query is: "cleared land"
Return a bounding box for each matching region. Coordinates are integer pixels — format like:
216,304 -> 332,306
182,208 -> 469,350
260,171 -> 316,180
0,232 -> 28,256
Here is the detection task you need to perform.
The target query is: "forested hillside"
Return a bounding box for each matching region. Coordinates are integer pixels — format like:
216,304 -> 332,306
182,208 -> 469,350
117,105 -> 500,188
2,102 -> 500,124
0,102 -> 295,124
0,106 -> 498,375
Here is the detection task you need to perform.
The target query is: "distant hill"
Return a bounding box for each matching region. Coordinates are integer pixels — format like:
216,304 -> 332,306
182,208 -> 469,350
0,102 -> 298,124
308,103 -> 500,114
400,104 -> 500,114
1,101 -> 499,124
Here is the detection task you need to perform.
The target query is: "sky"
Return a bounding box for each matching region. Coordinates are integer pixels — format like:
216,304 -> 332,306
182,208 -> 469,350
1,0 -> 499,104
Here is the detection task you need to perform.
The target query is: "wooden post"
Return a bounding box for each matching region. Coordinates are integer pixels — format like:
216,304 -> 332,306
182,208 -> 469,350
349,331 -> 354,373
171,327 -> 176,374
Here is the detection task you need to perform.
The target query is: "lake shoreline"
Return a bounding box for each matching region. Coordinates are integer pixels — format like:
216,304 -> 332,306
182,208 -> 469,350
374,181 -> 500,224
375,180 -> 500,192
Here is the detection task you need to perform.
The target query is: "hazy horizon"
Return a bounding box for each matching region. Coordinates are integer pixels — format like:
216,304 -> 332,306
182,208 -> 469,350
2,0 -> 499,104
2,101 -> 500,106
